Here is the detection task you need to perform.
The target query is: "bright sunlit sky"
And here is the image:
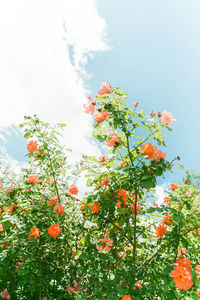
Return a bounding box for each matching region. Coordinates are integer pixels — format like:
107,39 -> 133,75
0,0 -> 200,188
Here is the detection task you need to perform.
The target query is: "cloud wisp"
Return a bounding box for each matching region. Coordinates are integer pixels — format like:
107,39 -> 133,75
0,0 -> 110,161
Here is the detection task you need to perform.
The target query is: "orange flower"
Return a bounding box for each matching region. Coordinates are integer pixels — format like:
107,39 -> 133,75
48,196 -> 58,205
28,227 -> 39,239
116,200 -> 122,208
130,202 -> 141,214
171,265 -> 194,290
170,183 -> 178,190
106,131 -> 121,147
176,258 -> 192,270
122,296 -> 131,300
48,224 -> 61,238
97,236 -> 113,252
124,244 -> 133,251
68,185 -> 79,195
195,265 -> 200,279
83,96 -> 95,115
164,196 -> 170,203
27,140 -> 38,153
178,248 -> 187,257
1,241 -> 8,248
97,82 -> 112,95
140,142 -> 157,159
196,289 -> 200,298
100,178 -> 109,186
9,204 -> 18,215
156,224 -> 167,238
118,189 -> 129,202
27,174 -> 42,184
133,102 -> 139,107
98,155 -> 108,163
91,202 -> 100,214
94,111 -> 109,122
53,204 -> 65,216
135,281 -> 142,289
0,223 -> 3,233
154,150 -> 166,161
140,142 -> 166,161
153,202 -> 158,207
162,215 -> 173,224
150,110 -> 156,116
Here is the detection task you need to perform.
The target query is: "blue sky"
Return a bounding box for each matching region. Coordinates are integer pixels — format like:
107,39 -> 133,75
0,0 -> 199,186
86,0 -> 200,182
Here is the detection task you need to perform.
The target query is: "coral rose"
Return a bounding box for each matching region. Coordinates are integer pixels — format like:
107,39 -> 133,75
160,110 -> 176,126
178,248 -> 187,257
196,289 -> 200,298
48,224 -> 61,238
170,183 -> 178,191
97,82 -> 112,95
0,223 -> 3,233
117,189 -> 129,202
140,142 -> 166,161
176,258 -> 192,270
1,288 -> 11,300
53,204 -> 65,216
97,236 -> 113,252
27,140 -> 38,153
83,96 -> 95,115
9,204 -> 18,215
171,265 -> 194,290
106,131 -> 121,147
156,224 -> 167,238
91,202 -> 100,214
162,215 -> 173,224
164,196 -> 170,203
195,264 -> 200,279
28,227 -> 39,239
94,111 -> 109,122
48,196 -> 58,205
122,296 -> 131,300
100,178 -> 109,186
68,185 -> 79,195
98,155 -> 108,163
130,202 -> 141,214
27,174 -> 42,184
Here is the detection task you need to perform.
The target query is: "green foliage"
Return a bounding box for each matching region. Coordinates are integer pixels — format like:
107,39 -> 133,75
0,87 -> 199,299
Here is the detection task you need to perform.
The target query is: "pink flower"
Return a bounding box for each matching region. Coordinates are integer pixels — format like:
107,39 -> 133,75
83,96 -> 95,115
94,111 -> 109,122
1,289 -> 10,299
106,131 -> 121,147
178,248 -> 187,257
185,192 -> 193,197
98,155 -> 108,163
135,281 -> 142,289
97,82 -> 112,95
0,223 -> 3,233
160,110 -> 176,126
150,110 -> 156,116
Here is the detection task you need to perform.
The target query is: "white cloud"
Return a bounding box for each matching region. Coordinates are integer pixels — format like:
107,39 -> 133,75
154,184 -> 168,205
0,0 -> 110,161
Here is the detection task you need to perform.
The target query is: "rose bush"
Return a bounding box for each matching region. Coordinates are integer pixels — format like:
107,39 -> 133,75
0,84 -> 199,299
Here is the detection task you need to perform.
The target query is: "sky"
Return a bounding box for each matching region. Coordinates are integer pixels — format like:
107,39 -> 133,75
0,0 -> 200,194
